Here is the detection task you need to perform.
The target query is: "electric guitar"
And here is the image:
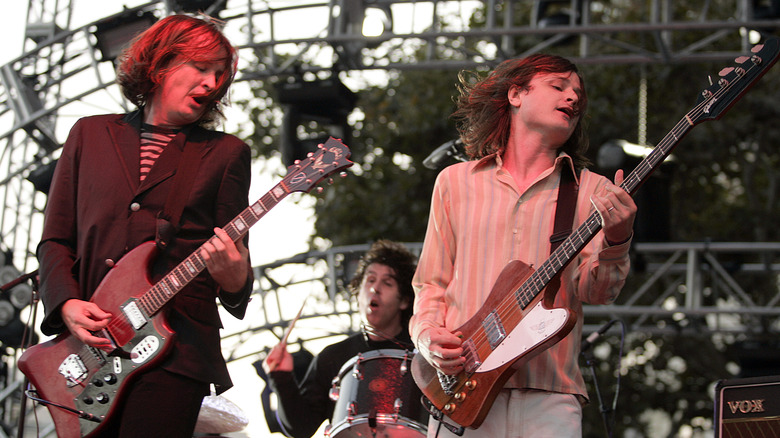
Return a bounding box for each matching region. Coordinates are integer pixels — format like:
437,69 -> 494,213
19,137 -> 353,438
411,38 -> 780,430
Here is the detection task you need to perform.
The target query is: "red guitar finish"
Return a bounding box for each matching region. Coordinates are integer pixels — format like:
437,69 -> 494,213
19,138 -> 353,437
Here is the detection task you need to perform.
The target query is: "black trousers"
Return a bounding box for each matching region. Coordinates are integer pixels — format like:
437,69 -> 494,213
95,367 -> 210,438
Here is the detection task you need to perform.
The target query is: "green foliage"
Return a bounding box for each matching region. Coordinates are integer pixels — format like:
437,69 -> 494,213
238,2 -> 780,436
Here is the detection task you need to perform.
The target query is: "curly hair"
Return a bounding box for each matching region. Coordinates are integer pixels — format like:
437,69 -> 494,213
348,240 -> 418,326
451,54 -> 591,170
116,14 -> 237,128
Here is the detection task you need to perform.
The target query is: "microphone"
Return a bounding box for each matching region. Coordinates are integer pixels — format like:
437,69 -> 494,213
423,139 -> 466,169
581,320 -> 617,353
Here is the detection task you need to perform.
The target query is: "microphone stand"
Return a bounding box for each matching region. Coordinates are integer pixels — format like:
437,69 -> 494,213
5,270 -> 40,438
582,348 -> 613,438
581,319 -> 625,438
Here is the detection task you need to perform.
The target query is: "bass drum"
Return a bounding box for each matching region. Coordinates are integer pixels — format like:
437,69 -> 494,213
327,349 -> 428,438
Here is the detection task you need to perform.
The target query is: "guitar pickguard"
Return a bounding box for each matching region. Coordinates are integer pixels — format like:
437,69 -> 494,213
72,323 -> 169,436
477,301 -> 570,372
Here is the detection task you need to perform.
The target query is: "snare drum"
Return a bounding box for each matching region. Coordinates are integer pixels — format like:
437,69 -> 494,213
326,349 -> 428,438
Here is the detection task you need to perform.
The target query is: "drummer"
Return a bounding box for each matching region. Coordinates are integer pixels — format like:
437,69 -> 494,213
262,240 -> 418,437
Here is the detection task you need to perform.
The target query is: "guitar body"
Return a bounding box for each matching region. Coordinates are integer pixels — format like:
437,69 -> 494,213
19,242 -> 175,438
411,260 -> 577,429
19,138 -> 354,437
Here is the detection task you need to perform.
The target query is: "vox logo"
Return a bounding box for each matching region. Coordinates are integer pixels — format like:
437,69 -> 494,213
727,399 -> 765,414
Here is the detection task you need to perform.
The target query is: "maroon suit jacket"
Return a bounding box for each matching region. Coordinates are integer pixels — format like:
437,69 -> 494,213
37,111 -> 253,392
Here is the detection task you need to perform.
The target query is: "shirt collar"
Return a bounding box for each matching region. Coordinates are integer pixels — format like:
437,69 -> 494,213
472,151 -> 580,185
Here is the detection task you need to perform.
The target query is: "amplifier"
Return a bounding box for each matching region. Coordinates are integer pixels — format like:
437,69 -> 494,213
714,375 -> 780,437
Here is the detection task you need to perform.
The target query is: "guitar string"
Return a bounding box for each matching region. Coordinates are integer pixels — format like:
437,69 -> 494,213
98,145 -> 347,342
458,55 -> 761,366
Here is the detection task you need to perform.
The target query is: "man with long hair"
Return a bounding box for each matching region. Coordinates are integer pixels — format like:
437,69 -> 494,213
411,54 -> 637,436
36,14 -> 252,437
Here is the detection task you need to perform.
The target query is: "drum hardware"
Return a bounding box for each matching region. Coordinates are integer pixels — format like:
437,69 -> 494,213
393,398 -> 403,421
329,377 -> 341,401
326,349 -> 428,438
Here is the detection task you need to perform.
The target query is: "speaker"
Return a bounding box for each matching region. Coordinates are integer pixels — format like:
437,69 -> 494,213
714,375 -> 780,437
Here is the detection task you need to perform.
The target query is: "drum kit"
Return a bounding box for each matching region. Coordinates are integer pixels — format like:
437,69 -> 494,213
325,349 -> 429,438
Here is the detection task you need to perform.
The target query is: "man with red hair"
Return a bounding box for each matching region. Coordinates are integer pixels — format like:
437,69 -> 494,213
36,14 -> 252,437
412,54 -> 637,436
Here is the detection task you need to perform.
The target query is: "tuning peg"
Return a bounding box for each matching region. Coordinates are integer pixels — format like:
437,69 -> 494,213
327,178 -> 335,185
734,56 -> 749,64
751,43 -> 764,53
339,172 -> 348,178
316,187 -> 324,194
719,67 -> 734,77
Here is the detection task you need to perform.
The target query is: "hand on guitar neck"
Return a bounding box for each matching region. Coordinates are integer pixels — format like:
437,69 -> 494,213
589,169 -> 636,246
199,226 -> 250,293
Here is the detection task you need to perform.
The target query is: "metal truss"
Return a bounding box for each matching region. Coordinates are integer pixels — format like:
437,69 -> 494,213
0,0 -> 775,355
221,241 -> 780,365
3,0 -> 780,269
0,1 -> 777,433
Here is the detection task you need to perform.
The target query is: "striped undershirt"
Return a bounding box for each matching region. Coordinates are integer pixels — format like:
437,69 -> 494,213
140,124 -> 179,182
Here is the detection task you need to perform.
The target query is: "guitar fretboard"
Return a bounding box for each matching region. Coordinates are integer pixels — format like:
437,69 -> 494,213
137,181 -> 291,317
512,58 -> 753,310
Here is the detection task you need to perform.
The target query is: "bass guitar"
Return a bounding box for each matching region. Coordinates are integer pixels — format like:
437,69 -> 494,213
411,38 -> 780,430
19,137 -> 353,438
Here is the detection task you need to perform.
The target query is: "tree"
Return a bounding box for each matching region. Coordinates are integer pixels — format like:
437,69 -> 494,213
237,2 -> 780,436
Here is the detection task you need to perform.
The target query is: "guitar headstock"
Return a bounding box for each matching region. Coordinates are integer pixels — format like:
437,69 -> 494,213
283,137 -> 354,193
692,37 -> 780,123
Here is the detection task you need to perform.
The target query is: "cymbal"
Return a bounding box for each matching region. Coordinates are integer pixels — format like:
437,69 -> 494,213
195,395 -> 249,434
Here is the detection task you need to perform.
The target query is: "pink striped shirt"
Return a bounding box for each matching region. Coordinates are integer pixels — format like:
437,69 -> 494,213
140,125 -> 177,182
410,152 -> 631,399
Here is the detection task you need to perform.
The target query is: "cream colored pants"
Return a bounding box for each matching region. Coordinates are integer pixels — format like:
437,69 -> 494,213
426,389 -> 582,438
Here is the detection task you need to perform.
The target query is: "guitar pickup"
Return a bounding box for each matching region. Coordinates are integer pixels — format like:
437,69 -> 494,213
482,310 -> 506,350
462,339 -> 481,373
121,300 -> 147,330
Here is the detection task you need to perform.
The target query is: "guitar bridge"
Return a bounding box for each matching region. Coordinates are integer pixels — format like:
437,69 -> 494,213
58,354 -> 88,387
437,370 -> 458,396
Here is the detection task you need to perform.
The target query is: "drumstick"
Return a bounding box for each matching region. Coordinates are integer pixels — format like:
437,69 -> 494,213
280,297 -> 307,345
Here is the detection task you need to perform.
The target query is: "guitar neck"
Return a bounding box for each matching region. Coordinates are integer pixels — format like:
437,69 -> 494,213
138,181 -> 292,317
515,116 -> 697,309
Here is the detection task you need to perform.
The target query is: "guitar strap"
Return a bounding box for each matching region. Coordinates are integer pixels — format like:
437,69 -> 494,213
155,126 -> 203,251
540,163 -> 578,307
550,164 -> 579,254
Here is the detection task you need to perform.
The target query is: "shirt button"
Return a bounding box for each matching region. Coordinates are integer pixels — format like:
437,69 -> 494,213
105,259 -> 115,268
130,202 -> 140,212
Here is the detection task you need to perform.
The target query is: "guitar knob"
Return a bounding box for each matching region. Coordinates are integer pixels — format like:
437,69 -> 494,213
465,379 -> 477,390
443,403 -> 456,413
82,396 -> 94,405
454,392 -> 466,401
103,373 -> 117,385
96,393 -> 110,404
91,378 -> 103,387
